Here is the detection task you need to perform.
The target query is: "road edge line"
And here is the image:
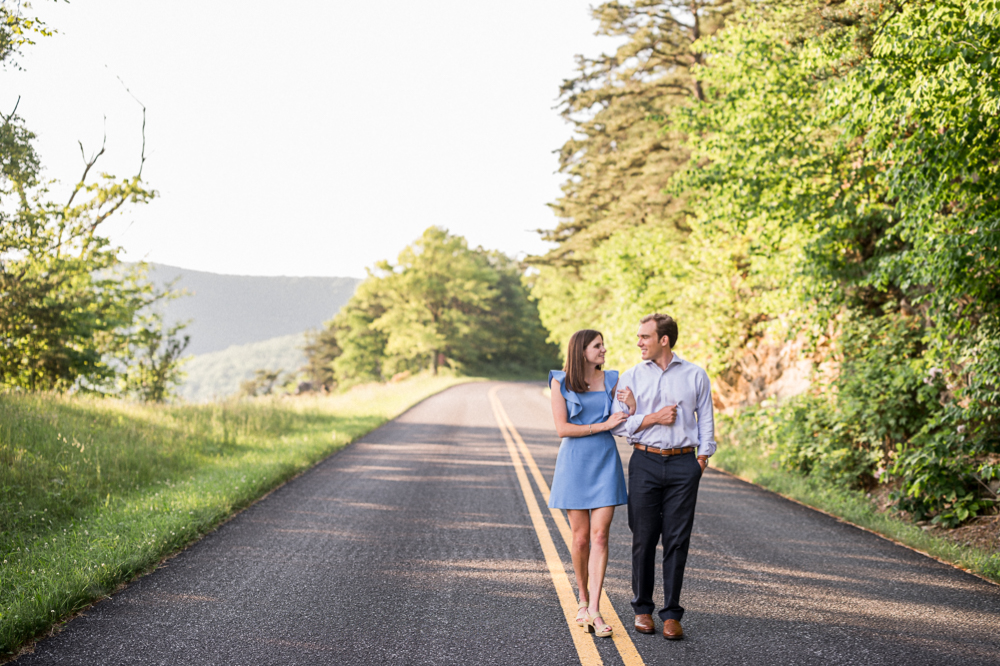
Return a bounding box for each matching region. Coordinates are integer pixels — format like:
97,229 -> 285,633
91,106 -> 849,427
710,466 -> 1000,588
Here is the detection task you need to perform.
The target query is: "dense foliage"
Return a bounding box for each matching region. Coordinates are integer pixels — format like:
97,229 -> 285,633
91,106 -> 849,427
306,227 -> 559,386
0,1 -> 185,400
531,0 -> 734,363
533,0 -> 999,526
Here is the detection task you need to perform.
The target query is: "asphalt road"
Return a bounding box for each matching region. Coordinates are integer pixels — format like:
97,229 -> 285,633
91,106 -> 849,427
14,382 -> 1000,666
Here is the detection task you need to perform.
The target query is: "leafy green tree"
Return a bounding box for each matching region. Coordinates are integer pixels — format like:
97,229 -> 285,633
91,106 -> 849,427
1,0 -> 179,397
372,227 -> 499,375
472,251 -> 559,373
238,369 -> 282,398
119,312 -> 191,402
660,0 -> 1000,524
315,227 -> 558,385
301,326 -> 341,391
330,276 -> 388,385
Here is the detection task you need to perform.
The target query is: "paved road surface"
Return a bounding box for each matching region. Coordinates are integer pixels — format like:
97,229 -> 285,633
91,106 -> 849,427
14,382 -> 1000,665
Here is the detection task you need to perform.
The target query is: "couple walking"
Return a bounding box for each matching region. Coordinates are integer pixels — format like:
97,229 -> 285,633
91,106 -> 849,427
547,313 -> 715,640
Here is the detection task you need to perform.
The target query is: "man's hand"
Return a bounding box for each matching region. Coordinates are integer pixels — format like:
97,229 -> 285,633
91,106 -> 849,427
633,403 -> 678,434
697,456 -> 708,474
651,404 -> 677,426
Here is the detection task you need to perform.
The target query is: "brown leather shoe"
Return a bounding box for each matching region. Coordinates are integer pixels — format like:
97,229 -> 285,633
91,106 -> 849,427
662,618 -> 684,640
634,614 -> 654,634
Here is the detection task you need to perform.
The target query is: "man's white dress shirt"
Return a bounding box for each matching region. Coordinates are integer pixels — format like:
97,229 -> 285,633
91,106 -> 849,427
611,353 -> 717,457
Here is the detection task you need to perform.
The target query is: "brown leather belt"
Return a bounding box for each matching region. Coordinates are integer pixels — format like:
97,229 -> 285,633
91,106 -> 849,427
632,444 -> 696,456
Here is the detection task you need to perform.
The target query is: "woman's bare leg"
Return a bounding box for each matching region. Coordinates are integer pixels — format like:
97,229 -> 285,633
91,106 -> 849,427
586,506 -> 615,630
567,509 -> 592,612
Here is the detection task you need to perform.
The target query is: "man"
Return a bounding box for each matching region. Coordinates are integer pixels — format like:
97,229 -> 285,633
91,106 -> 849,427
612,313 -> 715,640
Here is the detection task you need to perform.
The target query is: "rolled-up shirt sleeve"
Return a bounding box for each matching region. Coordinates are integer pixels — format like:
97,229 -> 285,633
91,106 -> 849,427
696,371 -> 717,457
609,370 -> 636,438
624,413 -> 645,438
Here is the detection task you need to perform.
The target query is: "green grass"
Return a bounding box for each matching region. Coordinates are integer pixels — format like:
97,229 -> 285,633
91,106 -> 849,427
712,431 -> 1000,585
0,374 -> 474,655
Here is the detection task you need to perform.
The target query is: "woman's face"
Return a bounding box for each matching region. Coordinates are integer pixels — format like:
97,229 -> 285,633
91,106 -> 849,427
584,335 -> 606,366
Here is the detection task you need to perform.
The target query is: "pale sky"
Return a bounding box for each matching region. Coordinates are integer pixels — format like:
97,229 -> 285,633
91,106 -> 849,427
3,1 -> 612,278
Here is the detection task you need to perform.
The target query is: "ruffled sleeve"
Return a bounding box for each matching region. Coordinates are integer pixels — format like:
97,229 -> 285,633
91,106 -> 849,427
548,370 -> 584,423
602,370 -> 619,419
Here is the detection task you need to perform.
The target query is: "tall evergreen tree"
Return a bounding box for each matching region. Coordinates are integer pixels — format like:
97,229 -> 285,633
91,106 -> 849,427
530,0 -> 733,352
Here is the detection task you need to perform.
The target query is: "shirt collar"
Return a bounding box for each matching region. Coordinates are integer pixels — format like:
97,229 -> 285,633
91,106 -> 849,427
642,352 -> 684,371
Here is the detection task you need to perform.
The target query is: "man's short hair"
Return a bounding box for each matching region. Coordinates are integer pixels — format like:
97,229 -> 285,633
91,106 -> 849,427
640,313 -> 678,349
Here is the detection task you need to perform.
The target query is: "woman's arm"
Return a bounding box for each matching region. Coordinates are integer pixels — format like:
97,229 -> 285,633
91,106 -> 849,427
551,378 -> 628,438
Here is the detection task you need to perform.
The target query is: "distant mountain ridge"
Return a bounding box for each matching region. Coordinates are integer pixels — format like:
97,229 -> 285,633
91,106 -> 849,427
146,264 -> 360,356
178,333 -> 309,402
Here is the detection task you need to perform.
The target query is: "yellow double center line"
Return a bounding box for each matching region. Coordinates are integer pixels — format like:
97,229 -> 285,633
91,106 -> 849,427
488,386 -> 644,666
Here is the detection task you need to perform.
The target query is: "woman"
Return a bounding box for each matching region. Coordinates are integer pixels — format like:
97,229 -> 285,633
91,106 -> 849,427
549,329 -> 630,638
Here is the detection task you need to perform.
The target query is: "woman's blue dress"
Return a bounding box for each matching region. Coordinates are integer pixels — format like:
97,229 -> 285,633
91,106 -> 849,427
548,369 -> 629,510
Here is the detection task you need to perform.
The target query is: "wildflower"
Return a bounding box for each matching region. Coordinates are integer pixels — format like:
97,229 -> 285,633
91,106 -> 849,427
957,425 -> 966,434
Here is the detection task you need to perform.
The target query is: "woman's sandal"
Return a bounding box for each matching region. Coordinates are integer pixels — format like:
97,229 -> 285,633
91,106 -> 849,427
576,599 -> 589,627
585,609 -> 613,637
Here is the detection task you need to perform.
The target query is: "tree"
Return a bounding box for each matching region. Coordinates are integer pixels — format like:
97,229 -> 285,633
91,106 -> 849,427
301,326 -> 341,391
312,227 -> 559,385
660,0 -> 1000,524
1,0 -> 180,397
330,276 -> 389,385
238,369 -> 282,398
372,227 -> 499,375
119,312 -> 191,402
529,0 -> 735,352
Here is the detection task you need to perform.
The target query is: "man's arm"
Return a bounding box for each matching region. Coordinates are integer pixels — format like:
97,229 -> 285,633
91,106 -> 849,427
615,374 -> 677,436
695,370 -> 717,471
633,406 -> 678,433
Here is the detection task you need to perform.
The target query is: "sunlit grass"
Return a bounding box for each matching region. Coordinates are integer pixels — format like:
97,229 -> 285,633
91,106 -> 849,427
0,374 -> 474,655
712,424 -> 1000,585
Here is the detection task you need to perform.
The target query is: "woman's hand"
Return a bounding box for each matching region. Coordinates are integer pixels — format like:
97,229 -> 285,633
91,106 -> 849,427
615,386 -> 636,415
602,411 -> 628,431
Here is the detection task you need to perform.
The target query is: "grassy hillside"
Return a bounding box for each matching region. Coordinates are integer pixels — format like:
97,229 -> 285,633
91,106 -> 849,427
179,333 -> 307,402
0,374 -> 476,656
147,264 -> 359,356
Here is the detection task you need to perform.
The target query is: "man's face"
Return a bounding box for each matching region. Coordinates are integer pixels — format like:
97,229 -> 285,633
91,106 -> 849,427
637,320 -> 668,360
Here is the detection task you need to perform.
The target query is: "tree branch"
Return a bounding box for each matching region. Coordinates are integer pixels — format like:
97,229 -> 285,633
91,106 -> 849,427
111,70 -> 147,178
2,95 -> 20,123
67,121 -> 107,208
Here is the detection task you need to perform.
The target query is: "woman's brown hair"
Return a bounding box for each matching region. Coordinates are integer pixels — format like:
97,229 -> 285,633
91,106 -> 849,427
563,329 -> 603,393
